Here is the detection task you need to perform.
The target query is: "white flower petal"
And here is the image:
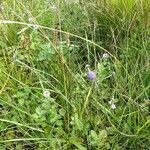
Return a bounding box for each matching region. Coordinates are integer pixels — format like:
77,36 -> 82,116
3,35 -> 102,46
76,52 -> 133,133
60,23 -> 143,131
102,53 -> 109,59
111,103 -> 116,109
43,90 -> 50,98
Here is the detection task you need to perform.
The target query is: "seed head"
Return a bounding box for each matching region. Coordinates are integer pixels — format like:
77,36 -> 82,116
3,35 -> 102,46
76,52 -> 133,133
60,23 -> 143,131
85,64 -> 90,69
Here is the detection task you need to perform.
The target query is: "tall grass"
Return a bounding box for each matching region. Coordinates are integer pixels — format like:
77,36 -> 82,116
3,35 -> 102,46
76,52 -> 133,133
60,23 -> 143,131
0,0 -> 149,149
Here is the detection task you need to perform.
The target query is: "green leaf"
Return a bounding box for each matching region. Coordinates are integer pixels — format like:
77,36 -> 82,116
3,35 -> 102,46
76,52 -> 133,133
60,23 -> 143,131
36,106 -> 46,116
30,42 -> 36,49
73,142 -> 87,150
40,43 -> 55,54
99,129 -> 107,139
42,100 -> 51,110
70,136 -> 87,150
18,98 -> 24,106
59,108 -> 66,116
91,130 -> 98,140
74,113 -> 83,130
94,116 -> 102,125
105,143 -> 111,149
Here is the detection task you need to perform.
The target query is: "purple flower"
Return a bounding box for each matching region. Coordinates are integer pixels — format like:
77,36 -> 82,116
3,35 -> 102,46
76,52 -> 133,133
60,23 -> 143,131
87,70 -> 96,80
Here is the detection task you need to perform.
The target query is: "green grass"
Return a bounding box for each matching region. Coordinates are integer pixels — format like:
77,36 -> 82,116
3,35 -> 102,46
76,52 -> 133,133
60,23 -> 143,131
0,0 -> 150,149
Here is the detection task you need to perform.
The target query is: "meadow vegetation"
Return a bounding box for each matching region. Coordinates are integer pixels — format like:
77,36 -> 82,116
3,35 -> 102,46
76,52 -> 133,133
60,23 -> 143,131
0,0 -> 150,149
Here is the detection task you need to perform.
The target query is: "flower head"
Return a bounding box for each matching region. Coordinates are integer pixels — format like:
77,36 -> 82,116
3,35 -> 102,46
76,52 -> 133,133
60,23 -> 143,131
110,103 -> 116,109
33,24 -> 39,30
102,53 -> 109,59
85,64 -> 96,80
87,70 -> 96,80
108,97 -> 116,110
108,100 -> 113,105
29,17 -> 33,22
43,90 -> 50,98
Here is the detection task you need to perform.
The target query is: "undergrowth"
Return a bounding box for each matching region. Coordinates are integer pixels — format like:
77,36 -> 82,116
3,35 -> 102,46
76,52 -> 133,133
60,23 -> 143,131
0,0 -> 150,149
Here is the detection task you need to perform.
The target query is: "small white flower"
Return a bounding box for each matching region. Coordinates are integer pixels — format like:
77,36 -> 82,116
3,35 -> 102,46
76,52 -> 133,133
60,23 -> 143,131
110,103 -> 116,109
29,17 -> 33,22
43,90 -> 50,98
108,100 -> 113,105
33,24 -> 39,30
108,96 -> 116,110
102,53 -> 109,59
